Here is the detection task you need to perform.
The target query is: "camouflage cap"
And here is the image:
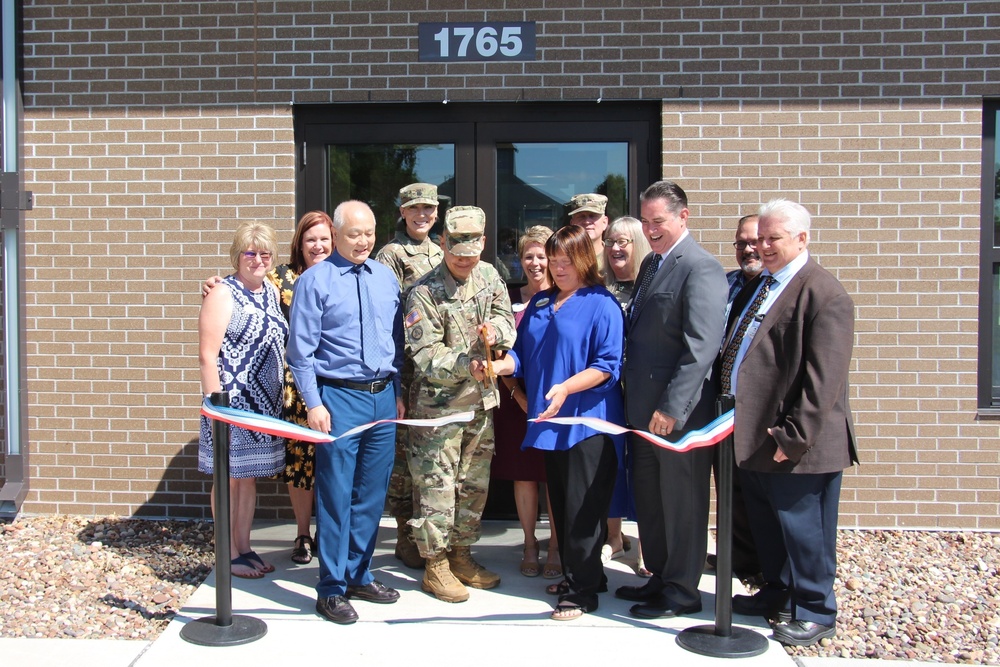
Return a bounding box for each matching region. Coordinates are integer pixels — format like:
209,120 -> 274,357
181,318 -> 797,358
444,206 -> 486,257
567,193 -> 608,216
399,183 -> 439,207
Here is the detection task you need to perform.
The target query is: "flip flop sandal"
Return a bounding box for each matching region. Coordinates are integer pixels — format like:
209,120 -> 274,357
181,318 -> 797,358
231,554 -> 264,579
291,535 -> 314,564
242,550 -> 275,574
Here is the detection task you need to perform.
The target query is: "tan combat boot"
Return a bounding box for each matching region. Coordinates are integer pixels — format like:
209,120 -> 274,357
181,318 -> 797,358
422,551 -> 469,603
394,517 -> 425,569
447,546 -> 501,589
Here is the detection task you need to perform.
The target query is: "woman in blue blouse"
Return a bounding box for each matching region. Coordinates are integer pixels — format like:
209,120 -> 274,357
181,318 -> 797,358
473,225 -> 625,621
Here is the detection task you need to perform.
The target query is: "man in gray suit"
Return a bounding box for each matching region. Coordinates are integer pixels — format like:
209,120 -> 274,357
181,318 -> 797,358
724,199 -> 858,646
615,180 -> 727,618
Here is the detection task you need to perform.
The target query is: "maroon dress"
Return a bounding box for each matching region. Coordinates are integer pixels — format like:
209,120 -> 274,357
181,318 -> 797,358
490,285 -> 547,483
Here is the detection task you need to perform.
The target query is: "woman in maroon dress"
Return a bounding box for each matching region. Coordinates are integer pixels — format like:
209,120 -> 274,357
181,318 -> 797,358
492,225 -> 562,579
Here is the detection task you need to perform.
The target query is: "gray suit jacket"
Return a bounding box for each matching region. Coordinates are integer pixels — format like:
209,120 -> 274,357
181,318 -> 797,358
729,257 -> 859,474
624,234 -> 728,434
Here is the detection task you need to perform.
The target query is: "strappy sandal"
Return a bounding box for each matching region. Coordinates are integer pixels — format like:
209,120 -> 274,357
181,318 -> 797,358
520,539 -> 540,577
291,535 -> 314,564
550,601 -> 586,621
242,550 -> 275,574
546,579 -> 571,596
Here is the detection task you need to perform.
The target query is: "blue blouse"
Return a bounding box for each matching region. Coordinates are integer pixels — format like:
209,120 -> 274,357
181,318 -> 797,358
507,284 -> 626,452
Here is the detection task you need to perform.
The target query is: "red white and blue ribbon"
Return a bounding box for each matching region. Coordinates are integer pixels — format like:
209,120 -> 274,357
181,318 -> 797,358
529,409 -> 734,453
201,398 -> 474,444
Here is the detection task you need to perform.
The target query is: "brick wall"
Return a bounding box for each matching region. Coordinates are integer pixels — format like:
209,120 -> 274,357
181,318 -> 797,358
15,0 -> 1000,527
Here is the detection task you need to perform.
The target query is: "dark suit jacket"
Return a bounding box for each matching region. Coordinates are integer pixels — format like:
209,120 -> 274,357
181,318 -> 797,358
727,256 -> 859,474
624,234 -> 728,433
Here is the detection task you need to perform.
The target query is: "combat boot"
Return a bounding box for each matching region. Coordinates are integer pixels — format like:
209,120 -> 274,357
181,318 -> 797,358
394,517 -> 424,569
422,552 -> 469,603
447,546 -> 501,589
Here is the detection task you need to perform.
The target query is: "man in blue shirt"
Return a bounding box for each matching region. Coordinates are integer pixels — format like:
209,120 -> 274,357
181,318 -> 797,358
287,200 -> 405,624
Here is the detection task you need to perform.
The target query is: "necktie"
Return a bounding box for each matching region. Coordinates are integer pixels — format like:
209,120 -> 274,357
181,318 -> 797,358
720,275 -> 776,395
630,253 -> 661,322
353,264 -> 379,372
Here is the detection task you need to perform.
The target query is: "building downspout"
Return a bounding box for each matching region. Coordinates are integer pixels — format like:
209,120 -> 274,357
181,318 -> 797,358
0,0 -> 31,517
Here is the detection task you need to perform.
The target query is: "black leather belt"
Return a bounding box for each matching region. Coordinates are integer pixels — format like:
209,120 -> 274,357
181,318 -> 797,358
320,376 -> 392,394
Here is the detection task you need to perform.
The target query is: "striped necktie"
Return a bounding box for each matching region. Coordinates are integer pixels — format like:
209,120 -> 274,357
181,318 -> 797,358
720,275 -> 776,395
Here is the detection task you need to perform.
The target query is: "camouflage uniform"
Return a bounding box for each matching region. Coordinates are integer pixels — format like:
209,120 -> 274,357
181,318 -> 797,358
374,230 -> 443,522
404,260 -> 515,558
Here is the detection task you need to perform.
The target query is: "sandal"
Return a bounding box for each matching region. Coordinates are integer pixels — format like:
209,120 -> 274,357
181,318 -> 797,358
520,539 -> 540,577
242,550 -> 275,574
291,535 -> 314,565
546,579 -> 571,596
231,554 -> 264,579
550,601 -> 586,621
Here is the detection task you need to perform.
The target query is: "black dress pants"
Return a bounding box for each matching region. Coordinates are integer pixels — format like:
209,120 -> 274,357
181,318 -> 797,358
544,434 -> 618,610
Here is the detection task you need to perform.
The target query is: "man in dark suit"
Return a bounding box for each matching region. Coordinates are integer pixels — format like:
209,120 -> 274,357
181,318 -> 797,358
616,180 -> 727,618
722,198 -> 858,646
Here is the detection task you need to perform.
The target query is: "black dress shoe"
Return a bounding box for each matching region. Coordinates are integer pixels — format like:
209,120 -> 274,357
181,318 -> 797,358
772,620 -> 835,646
346,580 -> 400,604
614,582 -> 663,602
315,595 -> 359,624
732,587 -> 791,623
629,600 -> 702,619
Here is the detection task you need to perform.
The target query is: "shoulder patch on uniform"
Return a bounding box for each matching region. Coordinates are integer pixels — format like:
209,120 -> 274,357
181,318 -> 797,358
409,325 -> 424,341
405,309 -> 422,328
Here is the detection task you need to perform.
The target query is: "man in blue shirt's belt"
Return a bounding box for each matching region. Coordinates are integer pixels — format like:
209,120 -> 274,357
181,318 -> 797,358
287,199 -> 405,625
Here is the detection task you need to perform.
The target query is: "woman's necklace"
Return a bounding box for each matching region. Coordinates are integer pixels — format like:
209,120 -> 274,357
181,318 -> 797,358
552,288 -> 579,313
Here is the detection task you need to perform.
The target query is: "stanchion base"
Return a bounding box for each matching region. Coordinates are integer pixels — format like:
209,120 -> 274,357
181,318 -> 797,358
676,624 -> 770,658
180,615 -> 268,647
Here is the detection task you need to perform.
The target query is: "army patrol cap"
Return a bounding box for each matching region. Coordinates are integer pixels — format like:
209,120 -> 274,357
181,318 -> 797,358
567,193 -> 608,216
399,183 -> 439,207
444,206 -> 486,257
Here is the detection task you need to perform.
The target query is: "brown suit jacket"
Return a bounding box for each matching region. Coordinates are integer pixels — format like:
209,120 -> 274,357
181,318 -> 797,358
727,256 -> 859,474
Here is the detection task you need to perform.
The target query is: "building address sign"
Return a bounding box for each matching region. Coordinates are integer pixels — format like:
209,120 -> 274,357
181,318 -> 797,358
418,22 -> 537,62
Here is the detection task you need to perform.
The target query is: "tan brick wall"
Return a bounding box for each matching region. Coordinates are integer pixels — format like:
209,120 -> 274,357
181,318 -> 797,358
23,106 -> 296,518
667,100 -> 998,529
12,0 -> 1000,527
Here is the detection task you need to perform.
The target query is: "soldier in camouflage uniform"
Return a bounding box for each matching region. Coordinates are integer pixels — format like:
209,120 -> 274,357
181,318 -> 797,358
374,183 -> 444,570
404,206 -> 516,603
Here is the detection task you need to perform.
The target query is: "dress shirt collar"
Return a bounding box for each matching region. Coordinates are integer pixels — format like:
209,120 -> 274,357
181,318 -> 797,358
328,249 -> 371,275
763,249 -> 809,285
658,228 -> 690,262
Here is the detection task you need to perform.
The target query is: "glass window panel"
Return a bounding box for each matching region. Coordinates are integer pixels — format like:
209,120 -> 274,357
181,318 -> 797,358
994,110 -> 1000,248
495,142 -> 628,282
994,264 -> 1000,404
328,144 -> 455,251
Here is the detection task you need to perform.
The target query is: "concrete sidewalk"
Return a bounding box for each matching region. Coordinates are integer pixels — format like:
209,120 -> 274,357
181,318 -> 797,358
0,519 -> 942,667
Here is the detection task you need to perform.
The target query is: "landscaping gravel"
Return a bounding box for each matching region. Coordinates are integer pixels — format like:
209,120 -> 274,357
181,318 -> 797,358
0,515 -> 998,664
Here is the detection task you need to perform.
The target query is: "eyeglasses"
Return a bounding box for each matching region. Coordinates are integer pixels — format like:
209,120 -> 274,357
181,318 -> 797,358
242,250 -> 273,261
732,241 -> 757,251
603,238 -> 633,248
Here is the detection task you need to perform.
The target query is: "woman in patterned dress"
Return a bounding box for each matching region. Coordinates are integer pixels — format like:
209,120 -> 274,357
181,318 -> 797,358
199,221 -> 288,579
274,211 -> 335,564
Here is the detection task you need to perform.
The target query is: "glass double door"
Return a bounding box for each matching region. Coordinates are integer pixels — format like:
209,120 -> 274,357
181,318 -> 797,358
296,103 -> 658,283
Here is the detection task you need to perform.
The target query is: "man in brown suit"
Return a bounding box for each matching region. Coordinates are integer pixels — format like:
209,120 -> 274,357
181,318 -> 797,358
721,198 -> 858,647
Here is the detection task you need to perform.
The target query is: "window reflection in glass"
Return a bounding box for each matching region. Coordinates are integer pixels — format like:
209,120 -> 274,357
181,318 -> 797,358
495,142 -> 628,282
328,144 -> 455,251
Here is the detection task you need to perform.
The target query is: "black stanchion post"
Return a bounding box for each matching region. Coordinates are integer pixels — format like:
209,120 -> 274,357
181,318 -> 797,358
180,391 -> 267,647
676,394 -> 768,658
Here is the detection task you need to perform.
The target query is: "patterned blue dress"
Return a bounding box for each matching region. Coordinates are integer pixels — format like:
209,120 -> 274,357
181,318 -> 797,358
199,274 -> 288,478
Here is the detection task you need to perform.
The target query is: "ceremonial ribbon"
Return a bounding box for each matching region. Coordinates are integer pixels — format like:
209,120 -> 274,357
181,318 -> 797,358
201,398 -> 474,444
529,409 -> 734,453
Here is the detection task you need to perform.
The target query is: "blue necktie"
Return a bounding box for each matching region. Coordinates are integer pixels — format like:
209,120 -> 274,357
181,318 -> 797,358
353,264 -> 379,372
